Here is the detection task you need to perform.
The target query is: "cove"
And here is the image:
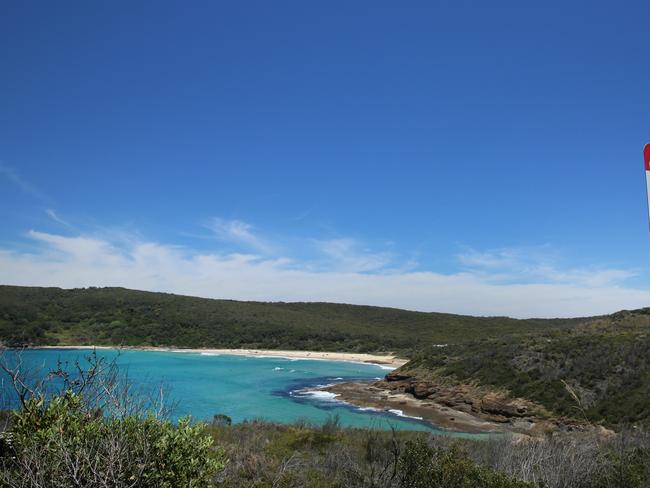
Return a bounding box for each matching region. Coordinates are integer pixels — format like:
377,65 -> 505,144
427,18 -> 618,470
4,348 -> 476,435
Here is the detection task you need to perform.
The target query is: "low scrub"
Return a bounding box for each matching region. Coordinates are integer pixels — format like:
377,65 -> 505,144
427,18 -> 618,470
211,420 -> 650,488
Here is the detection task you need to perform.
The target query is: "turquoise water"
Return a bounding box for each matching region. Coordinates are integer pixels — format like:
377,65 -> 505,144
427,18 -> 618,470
4,348 -> 457,434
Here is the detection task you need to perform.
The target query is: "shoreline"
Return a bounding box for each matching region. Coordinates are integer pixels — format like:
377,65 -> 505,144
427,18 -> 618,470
29,345 -> 516,434
321,381 -> 515,435
31,345 -> 408,369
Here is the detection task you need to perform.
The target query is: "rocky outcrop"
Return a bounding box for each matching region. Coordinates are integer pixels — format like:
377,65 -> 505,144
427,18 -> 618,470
322,370 -> 605,435
481,394 -> 530,418
380,370 -> 544,425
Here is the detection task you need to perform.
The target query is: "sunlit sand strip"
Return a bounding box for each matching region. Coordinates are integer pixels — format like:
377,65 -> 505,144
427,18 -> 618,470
34,345 -> 408,368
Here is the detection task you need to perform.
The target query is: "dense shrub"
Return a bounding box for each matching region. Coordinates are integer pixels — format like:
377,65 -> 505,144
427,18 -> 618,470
398,439 -> 534,488
588,443 -> 650,488
1,392 -> 226,487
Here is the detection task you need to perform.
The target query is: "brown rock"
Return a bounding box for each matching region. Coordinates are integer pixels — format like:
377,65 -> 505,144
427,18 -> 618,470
385,372 -> 413,382
481,394 -> 529,418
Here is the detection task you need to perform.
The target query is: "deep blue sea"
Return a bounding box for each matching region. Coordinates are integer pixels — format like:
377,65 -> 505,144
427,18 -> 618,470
3,348 -> 469,434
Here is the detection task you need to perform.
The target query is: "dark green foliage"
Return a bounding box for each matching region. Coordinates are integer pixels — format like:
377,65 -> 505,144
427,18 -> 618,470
403,311 -> 650,426
588,444 -> 650,488
1,392 -> 226,487
398,439 -> 533,488
0,285 -> 583,352
213,413 -> 233,426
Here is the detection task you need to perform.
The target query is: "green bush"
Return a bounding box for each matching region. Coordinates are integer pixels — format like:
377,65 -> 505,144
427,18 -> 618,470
398,439 -> 535,488
2,391 -> 226,487
588,445 -> 650,488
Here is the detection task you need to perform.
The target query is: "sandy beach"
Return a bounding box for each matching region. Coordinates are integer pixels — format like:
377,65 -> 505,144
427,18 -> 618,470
34,345 -> 408,368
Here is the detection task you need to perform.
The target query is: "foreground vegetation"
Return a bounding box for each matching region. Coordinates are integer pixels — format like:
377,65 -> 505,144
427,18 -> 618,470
3,399 -> 649,487
1,393 -> 224,487
213,420 -> 650,488
0,349 -> 226,487
0,285 -> 584,352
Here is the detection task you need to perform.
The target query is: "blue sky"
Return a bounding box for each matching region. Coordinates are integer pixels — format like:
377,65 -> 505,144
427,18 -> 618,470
2,1 -> 650,317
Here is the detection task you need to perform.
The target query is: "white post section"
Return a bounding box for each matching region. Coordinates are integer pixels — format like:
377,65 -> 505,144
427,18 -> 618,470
646,172 -> 650,225
645,144 -> 650,228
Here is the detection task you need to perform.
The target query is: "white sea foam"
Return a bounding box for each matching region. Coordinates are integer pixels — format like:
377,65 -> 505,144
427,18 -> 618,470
253,355 -> 303,361
387,409 -> 423,420
274,367 -> 284,371
298,390 -> 340,401
357,406 -> 380,412
200,352 -> 221,356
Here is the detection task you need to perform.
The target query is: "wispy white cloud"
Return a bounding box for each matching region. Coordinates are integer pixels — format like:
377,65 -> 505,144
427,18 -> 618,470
45,209 -> 72,228
315,238 -> 391,272
457,246 -> 635,287
0,163 -> 50,202
291,208 -> 312,222
1,230 -> 649,318
205,218 -> 275,254
27,230 -> 122,264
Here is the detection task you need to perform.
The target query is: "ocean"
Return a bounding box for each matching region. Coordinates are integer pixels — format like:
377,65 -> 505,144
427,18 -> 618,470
3,348 -> 454,433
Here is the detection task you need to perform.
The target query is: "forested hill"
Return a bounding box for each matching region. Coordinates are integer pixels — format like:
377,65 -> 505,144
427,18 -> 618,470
0,285 -> 586,352
395,309 -> 650,426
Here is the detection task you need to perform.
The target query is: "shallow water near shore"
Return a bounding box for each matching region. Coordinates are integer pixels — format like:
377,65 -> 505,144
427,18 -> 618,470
3,348 -> 482,436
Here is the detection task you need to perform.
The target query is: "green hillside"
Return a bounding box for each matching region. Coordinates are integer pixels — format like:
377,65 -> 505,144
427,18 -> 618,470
4,285 -> 647,426
0,285 -> 584,353
399,310 -> 650,426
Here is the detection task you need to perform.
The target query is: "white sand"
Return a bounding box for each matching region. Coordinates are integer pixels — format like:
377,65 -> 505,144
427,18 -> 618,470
35,345 -> 408,368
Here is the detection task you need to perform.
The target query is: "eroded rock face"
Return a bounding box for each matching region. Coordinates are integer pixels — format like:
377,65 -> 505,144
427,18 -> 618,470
407,382 -> 438,399
377,372 -> 541,424
481,394 -> 529,418
385,371 -> 413,382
